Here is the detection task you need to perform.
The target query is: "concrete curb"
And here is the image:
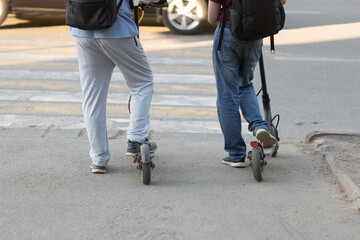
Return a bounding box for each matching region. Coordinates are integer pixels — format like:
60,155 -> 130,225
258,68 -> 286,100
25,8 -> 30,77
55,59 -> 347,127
306,131 -> 360,212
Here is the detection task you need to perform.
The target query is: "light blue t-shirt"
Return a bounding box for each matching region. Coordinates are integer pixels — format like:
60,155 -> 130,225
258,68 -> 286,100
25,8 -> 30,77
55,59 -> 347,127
69,0 -> 138,38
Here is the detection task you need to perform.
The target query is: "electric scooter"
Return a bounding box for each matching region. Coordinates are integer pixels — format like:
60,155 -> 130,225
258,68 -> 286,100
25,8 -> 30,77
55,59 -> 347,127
247,47 -> 280,182
128,0 -> 168,185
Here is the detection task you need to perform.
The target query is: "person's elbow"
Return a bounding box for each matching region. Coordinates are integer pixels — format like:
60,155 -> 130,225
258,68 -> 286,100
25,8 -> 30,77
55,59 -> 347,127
208,15 -> 218,24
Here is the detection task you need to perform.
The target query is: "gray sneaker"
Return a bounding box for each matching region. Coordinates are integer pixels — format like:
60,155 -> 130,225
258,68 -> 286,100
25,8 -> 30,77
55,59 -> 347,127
222,157 -> 246,168
126,138 -> 157,156
90,164 -> 106,174
255,129 -> 278,148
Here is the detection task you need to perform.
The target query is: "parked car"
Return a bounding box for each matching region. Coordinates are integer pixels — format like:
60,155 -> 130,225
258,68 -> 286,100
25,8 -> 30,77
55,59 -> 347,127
0,0 -> 208,34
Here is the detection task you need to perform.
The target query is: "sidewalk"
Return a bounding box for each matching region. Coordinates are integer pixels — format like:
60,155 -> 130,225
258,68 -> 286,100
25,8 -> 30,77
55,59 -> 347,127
1,127 -> 360,239
306,131 -> 360,212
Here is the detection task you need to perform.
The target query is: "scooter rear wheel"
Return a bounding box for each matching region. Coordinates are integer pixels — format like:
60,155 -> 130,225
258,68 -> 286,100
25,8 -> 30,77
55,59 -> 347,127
251,147 -> 263,182
140,144 -> 151,185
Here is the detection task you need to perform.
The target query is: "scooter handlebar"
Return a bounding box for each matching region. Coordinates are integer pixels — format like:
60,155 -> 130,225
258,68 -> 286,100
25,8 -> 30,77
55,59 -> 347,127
138,0 -> 168,8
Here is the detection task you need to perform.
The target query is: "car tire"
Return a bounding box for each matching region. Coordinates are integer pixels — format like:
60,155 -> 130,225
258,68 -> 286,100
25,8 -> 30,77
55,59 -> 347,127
0,0 -> 9,26
162,0 -> 207,35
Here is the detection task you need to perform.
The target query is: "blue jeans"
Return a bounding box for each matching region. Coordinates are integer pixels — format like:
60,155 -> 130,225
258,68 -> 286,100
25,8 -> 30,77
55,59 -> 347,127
212,25 -> 269,161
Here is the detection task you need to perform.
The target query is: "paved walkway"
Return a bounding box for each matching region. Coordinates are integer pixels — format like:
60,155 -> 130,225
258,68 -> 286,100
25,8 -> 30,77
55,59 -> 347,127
1,127 -> 360,239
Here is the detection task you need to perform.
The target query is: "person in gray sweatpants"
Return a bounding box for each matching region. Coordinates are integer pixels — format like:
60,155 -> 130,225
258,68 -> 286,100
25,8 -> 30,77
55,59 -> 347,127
70,0 -> 157,174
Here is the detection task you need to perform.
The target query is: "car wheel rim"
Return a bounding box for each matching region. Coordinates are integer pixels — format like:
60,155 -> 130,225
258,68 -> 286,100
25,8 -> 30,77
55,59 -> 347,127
166,0 -> 205,31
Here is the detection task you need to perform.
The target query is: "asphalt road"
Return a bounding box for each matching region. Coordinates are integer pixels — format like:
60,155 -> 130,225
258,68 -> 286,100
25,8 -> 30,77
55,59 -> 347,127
0,0 -> 360,239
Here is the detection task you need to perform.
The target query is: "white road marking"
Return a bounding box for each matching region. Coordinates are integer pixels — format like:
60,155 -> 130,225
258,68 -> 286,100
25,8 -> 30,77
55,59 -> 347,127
0,69 -> 215,85
285,10 -> 321,14
264,22 -> 360,46
274,56 -> 360,63
0,89 -> 217,107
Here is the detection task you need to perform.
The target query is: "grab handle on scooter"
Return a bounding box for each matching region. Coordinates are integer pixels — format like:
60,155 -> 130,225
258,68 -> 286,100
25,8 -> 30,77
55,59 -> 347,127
139,0 -> 168,9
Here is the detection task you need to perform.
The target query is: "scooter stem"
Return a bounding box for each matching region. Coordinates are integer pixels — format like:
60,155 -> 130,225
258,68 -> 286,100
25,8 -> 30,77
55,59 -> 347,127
259,52 -> 274,135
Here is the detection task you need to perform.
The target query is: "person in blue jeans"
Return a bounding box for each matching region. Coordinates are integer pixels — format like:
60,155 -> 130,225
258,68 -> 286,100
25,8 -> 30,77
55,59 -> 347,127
208,0 -> 286,168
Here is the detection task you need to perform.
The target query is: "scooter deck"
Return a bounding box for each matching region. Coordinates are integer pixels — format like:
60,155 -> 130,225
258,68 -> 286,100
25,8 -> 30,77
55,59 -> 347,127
263,143 -> 279,156
263,146 -> 274,156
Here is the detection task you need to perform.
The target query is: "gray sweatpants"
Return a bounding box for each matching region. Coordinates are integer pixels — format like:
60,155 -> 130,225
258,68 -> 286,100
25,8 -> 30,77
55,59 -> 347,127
75,37 -> 153,166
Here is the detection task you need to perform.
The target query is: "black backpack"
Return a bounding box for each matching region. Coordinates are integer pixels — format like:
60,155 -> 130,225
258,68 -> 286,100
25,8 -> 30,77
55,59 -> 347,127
218,0 -> 285,51
65,0 -> 124,30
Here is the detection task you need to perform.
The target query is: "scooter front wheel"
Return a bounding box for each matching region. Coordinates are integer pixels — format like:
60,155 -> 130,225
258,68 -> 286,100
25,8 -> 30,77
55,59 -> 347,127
251,147 -> 263,182
140,144 -> 151,185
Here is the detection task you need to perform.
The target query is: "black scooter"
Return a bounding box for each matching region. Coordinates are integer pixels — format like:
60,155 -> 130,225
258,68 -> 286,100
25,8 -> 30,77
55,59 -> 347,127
247,48 -> 280,182
128,0 -> 168,185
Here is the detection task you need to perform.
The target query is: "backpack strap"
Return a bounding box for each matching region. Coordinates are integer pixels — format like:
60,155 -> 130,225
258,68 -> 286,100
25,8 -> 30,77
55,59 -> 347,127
118,0 -> 125,10
129,0 -> 134,9
131,0 -> 140,36
217,0 -> 227,51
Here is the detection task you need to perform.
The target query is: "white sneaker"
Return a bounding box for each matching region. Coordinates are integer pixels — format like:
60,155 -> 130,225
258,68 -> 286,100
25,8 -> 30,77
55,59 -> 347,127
255,129 -> 278,148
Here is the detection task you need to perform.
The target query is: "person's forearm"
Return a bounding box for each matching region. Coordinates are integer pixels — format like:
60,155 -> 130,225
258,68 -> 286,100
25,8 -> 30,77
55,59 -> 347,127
208,1 -> 221,24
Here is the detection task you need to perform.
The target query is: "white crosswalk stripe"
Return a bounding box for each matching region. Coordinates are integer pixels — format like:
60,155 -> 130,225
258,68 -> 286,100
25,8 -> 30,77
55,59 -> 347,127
0,89 -> 217,107
0,69 -> 216,85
